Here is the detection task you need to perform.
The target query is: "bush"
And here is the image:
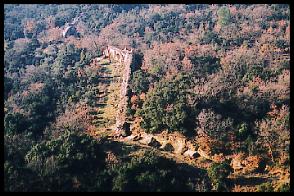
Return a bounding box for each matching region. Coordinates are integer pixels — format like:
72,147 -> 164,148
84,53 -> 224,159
217,6 -> 231,26
139,75 -> 190,133
276,182 -> 290,192
24,130 -> 106,191
207,161 -> 233,191
197,109 -> 235,141
257,182 -> 274,192
110,150 -> 210,192
130,70 -> 151,94
4,113 -> 28,135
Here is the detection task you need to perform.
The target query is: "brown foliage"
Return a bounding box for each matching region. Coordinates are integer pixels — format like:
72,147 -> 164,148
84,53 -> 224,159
142,41 -> 185,76
38,27 -> 63,44
48,103 -> 94,138
256,104 -> 289,163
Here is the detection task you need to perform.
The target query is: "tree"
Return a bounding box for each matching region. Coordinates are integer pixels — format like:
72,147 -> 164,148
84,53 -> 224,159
130,70 -> 151,94
208,161 -> 233,191
4,76 -> 13,99
196,109 -> 235,142
139,75 -> 191,133
217,6 -> 231,27
25,131 -> 106,191
110,150 -> 211,192
4,113 -> 28,134
256,104 -> 289,164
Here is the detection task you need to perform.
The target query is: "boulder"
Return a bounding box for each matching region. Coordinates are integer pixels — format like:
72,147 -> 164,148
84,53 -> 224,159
133,134 -> 141,141
242,155 -> 265,173
125,134 -> 141,142
148,137 -> 161,148
139,135 -> 161,148
124,135 -> 135,141
197,148 -> 213,160
183,150 -> 200,158
160,142 -> 174,152
230,154 -> 265,174
174,140 -> 187,155
139,135 -> 153,145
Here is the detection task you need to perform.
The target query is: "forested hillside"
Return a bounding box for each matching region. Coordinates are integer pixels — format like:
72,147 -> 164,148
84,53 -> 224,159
4,4 -> 290,192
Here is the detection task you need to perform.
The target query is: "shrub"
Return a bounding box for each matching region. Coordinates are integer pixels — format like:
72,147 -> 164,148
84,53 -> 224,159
276,182 -> 290,192
25,130 -> 106,191
257,182 -> 274,192
197,109 -> 235,141
217,6 -> 231,26
139,75 -> 190,133
130,70 -> 151,94
110,150 -> 211,192
207,161 -> 233,191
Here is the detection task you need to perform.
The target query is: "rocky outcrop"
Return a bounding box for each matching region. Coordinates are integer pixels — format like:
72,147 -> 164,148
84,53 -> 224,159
148,137 -> 161,148
183,150 -> 200,158
139,134 -> 161,148
160,142 -> 174,152
124,134 -> 141,142
197,148 -> 213,160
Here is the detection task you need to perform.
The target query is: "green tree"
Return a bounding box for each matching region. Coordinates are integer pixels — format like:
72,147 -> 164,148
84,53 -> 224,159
140,75 -> 190,133
25,130 -> 106,191
4,113 -> 28,134
110,150 -> 210,192
217,6 -> 231,27
130,70 -> 150,94
208,161 -> 233,191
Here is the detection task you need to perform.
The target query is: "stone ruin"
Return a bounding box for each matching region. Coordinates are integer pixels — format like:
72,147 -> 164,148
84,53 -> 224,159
101,45 -> 133,137
103,45 -> 133,65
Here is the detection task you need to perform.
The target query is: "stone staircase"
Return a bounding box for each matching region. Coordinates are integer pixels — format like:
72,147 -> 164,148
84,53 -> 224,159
90,59 -> 124,132
89,48 -> 133,137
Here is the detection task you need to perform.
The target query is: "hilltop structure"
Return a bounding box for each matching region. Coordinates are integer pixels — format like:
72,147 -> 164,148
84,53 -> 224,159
103,45 -> 133,64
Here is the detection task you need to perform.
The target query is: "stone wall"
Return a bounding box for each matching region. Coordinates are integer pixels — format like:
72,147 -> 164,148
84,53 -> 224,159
102,45 -> 133,134
103,45 -> 133,64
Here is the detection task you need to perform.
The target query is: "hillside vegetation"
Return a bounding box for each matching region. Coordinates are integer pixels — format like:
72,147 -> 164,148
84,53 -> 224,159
4,4 -> 290,192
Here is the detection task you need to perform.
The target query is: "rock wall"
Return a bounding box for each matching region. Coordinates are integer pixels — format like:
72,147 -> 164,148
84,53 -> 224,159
103,45 -> 133,134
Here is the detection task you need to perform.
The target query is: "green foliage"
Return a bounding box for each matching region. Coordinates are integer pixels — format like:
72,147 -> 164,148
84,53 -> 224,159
217,6 -> 231,27
237,123 -> 249,139
130,70 -> 150,94
4,76 -> 13,99
201,31 -> 222,45
276,182 -> 290,192
53,44 -> 81,76
24,131 -> 106,191
4,161 -> 40,192
197,109 -> 235,142
189,55 -> 220,76
257,182 -> 274,192
140,75 -> 191,133
207,161 -> 233,191
110,150 -> 210,192
243,65 -> 274,82
4,113 -> 28,135
20,84 -> 56,136
4,4 -> 290,192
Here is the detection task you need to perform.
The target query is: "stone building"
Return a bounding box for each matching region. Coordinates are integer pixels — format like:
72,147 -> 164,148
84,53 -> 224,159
103,45 -> 133,64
